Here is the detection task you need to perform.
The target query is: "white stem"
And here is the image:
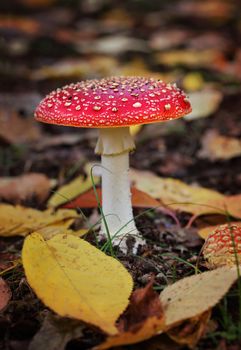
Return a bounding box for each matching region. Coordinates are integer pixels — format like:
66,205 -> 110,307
101,151 -> 139,242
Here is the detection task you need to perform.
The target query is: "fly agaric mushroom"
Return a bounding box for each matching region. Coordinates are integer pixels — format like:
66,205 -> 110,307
35,76 -> 191,252
203,224 -> 241,268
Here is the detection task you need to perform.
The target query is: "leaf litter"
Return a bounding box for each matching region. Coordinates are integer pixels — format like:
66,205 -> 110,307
1,0 -> 241,349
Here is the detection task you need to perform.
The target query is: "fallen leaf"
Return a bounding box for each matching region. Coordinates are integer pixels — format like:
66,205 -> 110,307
47,174 -> 99,208
198,222 -> 241,240
29,312 -> 85,350
38,224 -> 88,240
0,109 -> 41,144
31,59 -> 91,80
0,252 -> 18,272
94,281 -> 164,349
0,204 -> 79,237
0,16 -> 41,36
167,311 -> 211,348
225,194 -> 241,219
160,267 -> 238,329
198,130 -> 241,161
0,277 -> 11,311
33,131 -> 97,151
63,187 -> 160,209
77,36 -> 147,56
22,233 -> 133,334
130,169 -> 226,216
182,72 -> 205,92
184,90 -> 222,121
0,173 -> 53,203
149,29 -> 190,51
176,0 -> 234,20
155,49 -> 226,69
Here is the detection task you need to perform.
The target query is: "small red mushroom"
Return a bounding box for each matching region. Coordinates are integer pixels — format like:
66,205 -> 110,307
203,224 -> 241,268
35,76 -> 191,252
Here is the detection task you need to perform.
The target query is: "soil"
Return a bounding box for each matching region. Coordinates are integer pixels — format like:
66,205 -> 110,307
0,0 -> 241,349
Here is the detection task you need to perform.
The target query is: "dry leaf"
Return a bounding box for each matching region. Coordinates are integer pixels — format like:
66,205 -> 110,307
0,109 -> 41,144
0,204 -> 79,237
160,267 -> 238,328
184,90 -> 222,121
38,224 -> 88,240
155,49 -> 225,68
29,312 -> 85,350
0,16 -> 40,35
198,222 -> 241,240
0,173 -> 53,203
63,187 -> 160,209
31,59 -> 91,80
47,174 -> 99,208
94,281 -> 164,349
182,73 -> 204,92
225,194 -> 241,219
167,311 -> 211,348
22,233 -> 133,335
130,169 -> 226,216
0,278 -> 11,311
198,130 -> 241,161
149,29 -> 190,51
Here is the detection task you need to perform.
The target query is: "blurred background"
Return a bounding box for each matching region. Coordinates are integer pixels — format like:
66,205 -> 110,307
0,0 -> 241,194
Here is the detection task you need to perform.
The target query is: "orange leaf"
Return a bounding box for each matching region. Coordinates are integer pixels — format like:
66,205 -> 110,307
94,281 -> 164,349
63,187 -> 160,209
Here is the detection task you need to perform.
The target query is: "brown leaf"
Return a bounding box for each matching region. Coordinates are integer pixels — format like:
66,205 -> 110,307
0,109 -> 41,144
0,16 -> 41,35
167,311 -> 211,348
0,173 -> 53,203
224,194 -> 241,219
0,277 -> 11,311
94,281 -> 164,349
63,187 -> 160,209
29,312 -> 85,350
198,130 -> 241,161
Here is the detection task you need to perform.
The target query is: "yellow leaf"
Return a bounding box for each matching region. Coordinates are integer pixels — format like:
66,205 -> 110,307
0,204 -> 78,237
182,72 -> 204,91
22,233 -> 133,335
155,49 -> 223,68
94,317 -> 164,350
160,267 -> 238,329
38,223 -> 88,240
47,174 -> 99,208
130,169 -> 226,216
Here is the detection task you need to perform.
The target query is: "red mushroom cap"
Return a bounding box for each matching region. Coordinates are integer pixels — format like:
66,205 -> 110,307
35,76 -> 191,128
203,224 -> 241,268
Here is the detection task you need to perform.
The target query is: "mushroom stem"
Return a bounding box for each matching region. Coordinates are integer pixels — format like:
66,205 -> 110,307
95,127 -> 139,251
101,152 -> 138,243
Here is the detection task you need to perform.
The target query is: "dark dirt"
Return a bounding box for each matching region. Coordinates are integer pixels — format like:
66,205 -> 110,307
0,0 -> 241,349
